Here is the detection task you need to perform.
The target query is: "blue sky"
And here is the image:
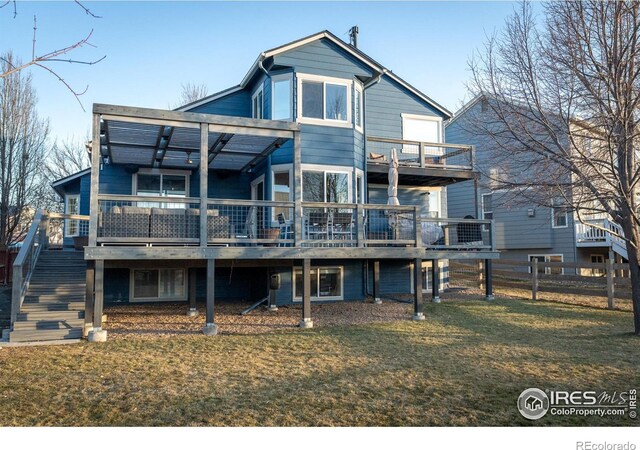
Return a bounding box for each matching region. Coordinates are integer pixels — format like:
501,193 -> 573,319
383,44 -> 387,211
1,1 -> 518,143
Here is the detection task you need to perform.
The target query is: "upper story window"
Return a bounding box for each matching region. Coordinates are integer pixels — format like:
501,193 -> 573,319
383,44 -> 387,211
552,199 -> 569,228
297,74 -> 352,127
354,84 -> 363,132
272,74 -> 293,121
481,193 -> 493,220
134,169 -> 189,208
252,85 -> 264,119
302,165 -> 352,203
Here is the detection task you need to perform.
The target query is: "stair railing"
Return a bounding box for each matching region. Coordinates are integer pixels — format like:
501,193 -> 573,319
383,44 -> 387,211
10,209 -> 47,329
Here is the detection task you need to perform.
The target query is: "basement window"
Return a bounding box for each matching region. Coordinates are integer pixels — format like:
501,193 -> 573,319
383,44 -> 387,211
293,266 -> 343,301
131,268 -> 186,302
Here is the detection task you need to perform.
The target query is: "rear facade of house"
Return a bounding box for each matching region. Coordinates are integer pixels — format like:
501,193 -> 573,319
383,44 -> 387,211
9,31 -> 498,342
446,97 -> 628,276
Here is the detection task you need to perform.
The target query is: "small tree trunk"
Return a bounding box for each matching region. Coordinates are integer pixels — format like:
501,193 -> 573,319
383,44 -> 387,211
622,223 -> 640,335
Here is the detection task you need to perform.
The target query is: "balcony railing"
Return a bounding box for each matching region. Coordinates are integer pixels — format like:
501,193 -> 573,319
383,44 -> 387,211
367,136 -> 473,170
95,194 -> 494,251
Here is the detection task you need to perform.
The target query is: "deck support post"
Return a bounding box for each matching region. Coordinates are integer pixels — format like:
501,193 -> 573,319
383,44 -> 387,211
88,113 -> 101,247
293,131 -> 303,246
87,260 -> 107,342
300,259 -> 313,328
484,258 -> 494,300
200,123 -> 209,247
187,268 -> 198,316
203,259 -> 218,335
413,258 -> 425,320
431,259 -> 440,303
84,261 -> 95,337
372,260 -> 381,304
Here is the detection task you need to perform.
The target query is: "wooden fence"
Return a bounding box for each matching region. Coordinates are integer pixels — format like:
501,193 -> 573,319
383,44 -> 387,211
450,259 -> 632,310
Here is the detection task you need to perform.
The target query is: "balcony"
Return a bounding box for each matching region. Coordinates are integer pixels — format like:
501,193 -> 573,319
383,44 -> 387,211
366,136 -> 476,186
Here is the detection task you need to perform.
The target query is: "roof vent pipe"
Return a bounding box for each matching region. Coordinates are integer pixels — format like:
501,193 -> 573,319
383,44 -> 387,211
349,26 -> 359,48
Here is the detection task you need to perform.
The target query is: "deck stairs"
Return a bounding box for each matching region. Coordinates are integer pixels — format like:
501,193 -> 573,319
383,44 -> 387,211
575,218 -> 628,261
9,250 -> 86,343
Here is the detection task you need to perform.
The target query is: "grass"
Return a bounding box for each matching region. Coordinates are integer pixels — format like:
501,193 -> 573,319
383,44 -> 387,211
0,297 -> 638,426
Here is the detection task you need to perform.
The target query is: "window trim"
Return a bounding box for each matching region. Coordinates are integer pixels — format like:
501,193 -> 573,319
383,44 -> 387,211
132,168 -> 191,198
64,194 -> 80,237
296,73 -> 352,128
527,254 -> 564,275
301,163 -> 354,203
551,200 -> 569,229
271,73 -> 293,121
271,164 -> 293,226
252,84 -> 264,119
354,82 -> 364,133
481,193 -> 493,220
293,266 -> 344,301
129,268 -> 188,302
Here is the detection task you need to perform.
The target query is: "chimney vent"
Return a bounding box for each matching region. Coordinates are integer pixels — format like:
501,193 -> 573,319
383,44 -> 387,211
349,26 -> 359,48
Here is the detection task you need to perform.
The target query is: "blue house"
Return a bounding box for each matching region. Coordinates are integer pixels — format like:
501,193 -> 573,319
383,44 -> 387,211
10,31 -> 498,342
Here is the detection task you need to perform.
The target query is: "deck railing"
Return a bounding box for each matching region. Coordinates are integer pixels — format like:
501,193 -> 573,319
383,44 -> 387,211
93,194 -> 494,251
367,136 -> 473,170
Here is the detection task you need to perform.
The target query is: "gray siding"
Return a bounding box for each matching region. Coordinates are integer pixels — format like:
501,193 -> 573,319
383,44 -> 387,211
188,89 -> 251,117
273,39 -> 372,80
365,75 -> 444,139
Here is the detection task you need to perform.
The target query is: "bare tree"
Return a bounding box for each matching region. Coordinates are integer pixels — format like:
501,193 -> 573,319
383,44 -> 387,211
0,1 -> 105,110
0,52 -> 49,246
172,82 -> 209,109
37,138 -> 90,212
465,1 -> 640,334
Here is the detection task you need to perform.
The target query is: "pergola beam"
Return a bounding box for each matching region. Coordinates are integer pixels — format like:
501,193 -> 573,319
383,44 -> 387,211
239,138 -> 286,172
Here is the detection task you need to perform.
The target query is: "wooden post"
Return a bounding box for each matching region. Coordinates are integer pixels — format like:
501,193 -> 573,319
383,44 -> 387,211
478,259 -> 484,290
413,258 -> 425,320
419,142 -> 425,168
200,123 -> 209,247
532,259 -> 538,301
372,260 -> 381,304
606,257 -> 615,310
431,259 -> 440,303
87,260 -> 107,342
84,261 -> 95,336
203,259 -> 218,335
300,259 -> 313,328
187,268 -> 198,316
356,204 -> 365,247
484,258 -> 494,300
88,113 -> 101,247
293,131 -> 303,246
414,206 -> 422,247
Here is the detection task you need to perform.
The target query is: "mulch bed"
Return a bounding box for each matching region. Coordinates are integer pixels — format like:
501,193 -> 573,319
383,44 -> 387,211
103,298 -> 417,340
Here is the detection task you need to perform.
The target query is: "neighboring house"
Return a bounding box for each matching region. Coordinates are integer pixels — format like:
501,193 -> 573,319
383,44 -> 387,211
12,31 -> 499,342
446,95 -> 627,275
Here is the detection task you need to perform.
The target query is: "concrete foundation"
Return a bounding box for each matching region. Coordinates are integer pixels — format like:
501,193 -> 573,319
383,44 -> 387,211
202,323 -> 218,336
432,296 -> 441,304
186,308 -> 199,317
87,328 -> 107,342
412,312 -> 426,321
299,318 -> 314,329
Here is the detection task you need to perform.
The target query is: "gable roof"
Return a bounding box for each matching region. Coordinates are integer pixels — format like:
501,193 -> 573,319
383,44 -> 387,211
177,30 -> 452,118
51,168 -> 91,197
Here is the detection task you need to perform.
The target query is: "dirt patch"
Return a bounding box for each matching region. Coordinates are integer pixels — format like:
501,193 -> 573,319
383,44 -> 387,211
104,298 -> 419,340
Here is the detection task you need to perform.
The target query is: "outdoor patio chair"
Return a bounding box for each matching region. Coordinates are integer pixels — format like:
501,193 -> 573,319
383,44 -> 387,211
306,211 -> 330,243
277,213 -> 293,247
331,212 -> 354,244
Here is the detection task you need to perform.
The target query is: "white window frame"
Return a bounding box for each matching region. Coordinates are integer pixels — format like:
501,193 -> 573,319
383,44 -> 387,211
252,84 -> 264,119
129,268 -> 188,302
271,73 -> 293,121
301,163 -> 354,203
271,164 -> 293,225
401,113 -> 443,155
64,194 -> 80,237
297,73 -> 352,128
293,266 -> 344,301
528,254 -> 564,275
551,200 -> 569,229
481,193 -> 493,220
354,82 -> 363,133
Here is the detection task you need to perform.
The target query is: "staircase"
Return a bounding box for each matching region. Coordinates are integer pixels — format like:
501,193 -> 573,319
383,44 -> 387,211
9,250 -> 86,343
575,218 -> 628,261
